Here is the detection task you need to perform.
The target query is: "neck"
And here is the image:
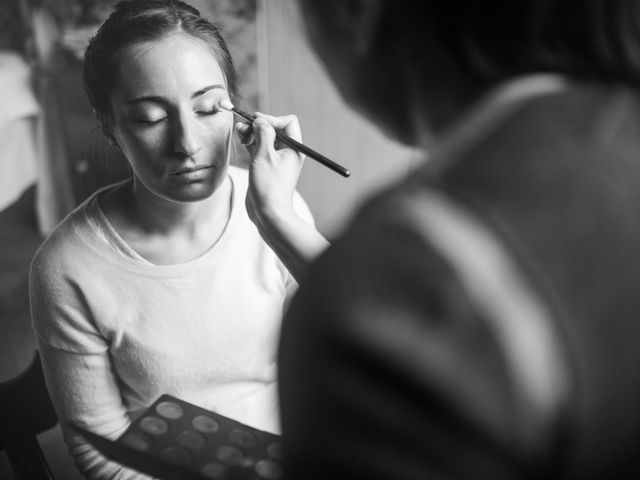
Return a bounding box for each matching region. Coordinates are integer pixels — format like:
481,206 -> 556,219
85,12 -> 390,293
406,61 -> 486,152
128,176 -> 232,237
371,30 -> 488,151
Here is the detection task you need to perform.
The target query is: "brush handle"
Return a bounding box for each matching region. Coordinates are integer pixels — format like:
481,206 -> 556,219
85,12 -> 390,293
231,107 -> 351,178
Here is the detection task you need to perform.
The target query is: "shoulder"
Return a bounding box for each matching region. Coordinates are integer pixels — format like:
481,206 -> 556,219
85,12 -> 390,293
30,186 -> 115,283
442,81 -> 638,189
279,191 -> 522,474
284,181 -> 469,360
281,180 -> 566,465
294,183 -> 459,316
32,205 -> 87,273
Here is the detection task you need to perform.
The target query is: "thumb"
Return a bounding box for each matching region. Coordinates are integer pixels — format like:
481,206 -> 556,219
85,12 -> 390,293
252,117 -> 277,159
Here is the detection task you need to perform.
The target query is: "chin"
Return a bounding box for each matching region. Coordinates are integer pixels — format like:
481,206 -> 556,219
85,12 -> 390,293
169,177 -> 227,204
167,164 -> 229,202
178,187 -> 219,203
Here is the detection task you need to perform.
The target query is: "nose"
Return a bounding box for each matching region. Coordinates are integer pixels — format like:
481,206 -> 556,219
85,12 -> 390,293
172,114 -> 202,158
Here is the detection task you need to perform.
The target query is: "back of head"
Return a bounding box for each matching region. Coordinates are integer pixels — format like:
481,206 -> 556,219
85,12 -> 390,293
367,0 -> 640,87
295,0 -> 640,144
84,0 -> 238,140
424,0 -> 640,85
303,0 -> 640,86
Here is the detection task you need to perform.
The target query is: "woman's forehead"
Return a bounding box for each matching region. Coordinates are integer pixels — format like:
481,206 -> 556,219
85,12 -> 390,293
113,33 -> 227,99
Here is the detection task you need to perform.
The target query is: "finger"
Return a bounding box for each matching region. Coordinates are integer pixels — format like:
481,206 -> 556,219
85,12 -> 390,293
252,116 -> 277,159
234,121 -> 254,146
255,112 -> 302,143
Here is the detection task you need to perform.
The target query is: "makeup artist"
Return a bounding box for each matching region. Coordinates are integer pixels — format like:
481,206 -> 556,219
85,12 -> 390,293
29,0 -> 327,478
278,0 -> 640,478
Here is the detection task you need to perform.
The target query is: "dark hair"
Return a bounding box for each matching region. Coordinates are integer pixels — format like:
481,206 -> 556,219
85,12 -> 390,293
382,0 -> 640,86
83,0 -> 238,141
300,0 -> 640,87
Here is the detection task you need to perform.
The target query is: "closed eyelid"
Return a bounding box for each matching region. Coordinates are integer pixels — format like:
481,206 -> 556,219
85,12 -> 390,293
194,93 -> 227,111
126,99 -> 226,124
131,110 -> 219,126
194,104 -> 221,113
131,110 -> 167,123
134,117 -> 166,126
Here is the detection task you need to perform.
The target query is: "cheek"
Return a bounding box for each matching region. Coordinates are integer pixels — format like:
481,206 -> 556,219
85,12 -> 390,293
202,117 -> 233,149
115,127 -> 166,162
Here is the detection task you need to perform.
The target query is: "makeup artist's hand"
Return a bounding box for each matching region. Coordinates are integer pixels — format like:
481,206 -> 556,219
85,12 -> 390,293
236,113 -> 329,283
235,112 -> 305,223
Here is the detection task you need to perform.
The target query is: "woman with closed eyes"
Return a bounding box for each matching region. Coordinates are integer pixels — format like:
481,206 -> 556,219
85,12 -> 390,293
29,1 -> 327,478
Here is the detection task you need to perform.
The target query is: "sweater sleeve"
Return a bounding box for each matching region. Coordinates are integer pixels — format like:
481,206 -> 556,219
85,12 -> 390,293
29,237 -> 154,480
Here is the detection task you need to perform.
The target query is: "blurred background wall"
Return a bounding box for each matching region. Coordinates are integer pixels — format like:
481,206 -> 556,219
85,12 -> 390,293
0,0 -> 422,478
257,0 -> 420,237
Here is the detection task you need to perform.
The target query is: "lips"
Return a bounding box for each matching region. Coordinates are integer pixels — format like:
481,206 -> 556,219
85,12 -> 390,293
170,165 -> 213,176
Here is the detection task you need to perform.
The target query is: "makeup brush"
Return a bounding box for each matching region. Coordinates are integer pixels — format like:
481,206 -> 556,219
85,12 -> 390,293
219,99 -> 350,178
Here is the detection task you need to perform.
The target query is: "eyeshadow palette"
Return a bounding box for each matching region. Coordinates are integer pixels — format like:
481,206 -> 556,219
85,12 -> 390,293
78,394 -> 283,480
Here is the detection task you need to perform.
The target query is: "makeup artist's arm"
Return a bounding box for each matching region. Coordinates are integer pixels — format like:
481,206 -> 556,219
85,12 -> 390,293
236,114 -> 330,283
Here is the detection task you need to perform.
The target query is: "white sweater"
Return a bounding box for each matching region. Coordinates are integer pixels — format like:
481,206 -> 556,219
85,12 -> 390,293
30,166 -> 311,479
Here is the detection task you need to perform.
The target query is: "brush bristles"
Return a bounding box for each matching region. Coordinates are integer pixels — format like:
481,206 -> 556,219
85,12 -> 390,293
218,99 -> 235,111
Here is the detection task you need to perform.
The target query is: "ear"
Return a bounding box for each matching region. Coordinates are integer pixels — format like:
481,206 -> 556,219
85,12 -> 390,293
335,0 -> 385,55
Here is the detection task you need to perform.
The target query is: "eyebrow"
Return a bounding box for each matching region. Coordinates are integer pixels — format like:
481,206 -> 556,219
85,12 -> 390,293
126,84 -> 225,105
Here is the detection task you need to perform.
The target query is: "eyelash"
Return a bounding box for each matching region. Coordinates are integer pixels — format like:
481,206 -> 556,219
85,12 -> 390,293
135,108 -> 221,126
136,118 -> 164,126
196,108 -> 221,117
